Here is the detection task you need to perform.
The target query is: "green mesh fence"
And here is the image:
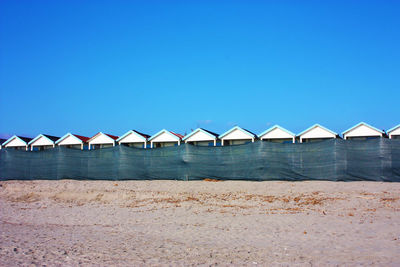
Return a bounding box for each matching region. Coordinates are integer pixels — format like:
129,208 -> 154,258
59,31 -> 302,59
0,139 -> 399,181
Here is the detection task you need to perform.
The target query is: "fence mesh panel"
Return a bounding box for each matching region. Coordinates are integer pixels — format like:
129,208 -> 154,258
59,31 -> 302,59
1,139 -> 399,181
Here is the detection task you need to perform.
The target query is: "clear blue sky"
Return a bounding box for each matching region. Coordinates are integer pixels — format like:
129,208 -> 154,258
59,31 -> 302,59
0,1 -> 399,139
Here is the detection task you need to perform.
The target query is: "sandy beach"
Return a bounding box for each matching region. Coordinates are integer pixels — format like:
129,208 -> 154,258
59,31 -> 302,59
0,180 -> 399,266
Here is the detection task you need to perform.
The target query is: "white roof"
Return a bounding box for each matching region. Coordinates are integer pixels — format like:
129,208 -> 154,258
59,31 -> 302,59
87,132 -> 117,144
55,133 -> 87,145
2,135 -> 30,147
117,130 -> 148,143
387,124 -> 400,136
182,128 -> 218,142
218,126 -> 255,140
29,134 -> 58,146
297,124 -> 337,139
258,125 -> 295,139
342,122 -> 383,138
148,129 -> 182,142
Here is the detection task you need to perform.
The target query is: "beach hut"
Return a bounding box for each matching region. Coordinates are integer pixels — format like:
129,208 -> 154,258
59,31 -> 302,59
342,122 -> 384,140
297,124 -> 338,143
1,136 -> 32,150
258,125 -> 296,143
0,139 -> 6,150
55,133 -> 90,150
387,124 -> 400,139
28,134 -> 60,151
148,129 -> 183,148
218,126 -> 256,146
117,130 -> 150,148
87,132 -> 119,150
183,128 -> 219,146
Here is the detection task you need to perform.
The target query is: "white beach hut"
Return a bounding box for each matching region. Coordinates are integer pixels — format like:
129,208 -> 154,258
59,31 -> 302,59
148,129 -> 183,148
342,122 -> 384,140
258,125 -> 296,143
87,132 -> 119,150
117,130 -> 150,148
297,124 -> 338,143
218,126 -> 256,146
387,124 -> 400,139
28,134 -> 60,151
182,128 -> 219,146
1,136 -> 32,150
55,133 -> 90,150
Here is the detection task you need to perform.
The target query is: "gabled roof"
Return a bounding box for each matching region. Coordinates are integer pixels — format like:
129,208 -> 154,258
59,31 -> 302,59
55,133 -> 90,144
387,124 -> 400,134
182,128 -> 219,141
297,124 -> 338,137
200,128 -> 219,137
170,131 -> 184,139
2,135 -> 32,146
19,136 -> 34,143
105,133 -> 119,140
28,134 -> 60,145
43,134 -> 60,142
342,122 -> 384,135
74,134 -> 90,142
218,126 -> 256,139
148,129 -> 183,141
258,125 -> 295,138
116,130 -> 150,142
87,132 -> 119,143
133,130 -> 150,139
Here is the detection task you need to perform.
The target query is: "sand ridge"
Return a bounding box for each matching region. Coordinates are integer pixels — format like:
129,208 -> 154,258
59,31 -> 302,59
0,180 -> 400,266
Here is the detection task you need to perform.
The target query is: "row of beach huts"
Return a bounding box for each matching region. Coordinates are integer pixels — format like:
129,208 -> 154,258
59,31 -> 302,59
1,122 -> 400,151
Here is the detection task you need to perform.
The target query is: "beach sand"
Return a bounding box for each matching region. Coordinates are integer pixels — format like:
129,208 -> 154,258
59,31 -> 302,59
0,180 -> 399,266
